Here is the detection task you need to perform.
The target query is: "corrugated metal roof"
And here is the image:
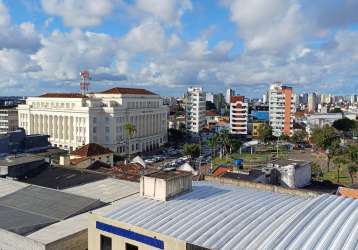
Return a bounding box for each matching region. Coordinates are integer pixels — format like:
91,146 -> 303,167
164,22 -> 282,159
103,182 -> 358,250
64,178 -> 139,203
0,185 -> 105,220
0,178 -> 29,198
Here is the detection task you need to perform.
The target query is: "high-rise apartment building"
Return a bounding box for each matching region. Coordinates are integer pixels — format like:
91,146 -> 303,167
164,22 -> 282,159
308,93 -> 317,113
226,88 -> 235,104
185,87 -> 206,133
17,87 -> 168,154
230,96 -> 248,135
268,84 -> 295,136
0,106 -> 18,134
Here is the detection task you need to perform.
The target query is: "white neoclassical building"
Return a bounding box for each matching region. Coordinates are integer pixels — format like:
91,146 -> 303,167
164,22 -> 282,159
17,87 -> 168,155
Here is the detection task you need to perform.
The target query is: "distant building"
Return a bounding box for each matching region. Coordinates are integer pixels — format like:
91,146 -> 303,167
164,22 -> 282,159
206,92 -> 214,103
230,96 -> 248,135
0,106 -> 18,134
60,143 -> 114,168
89,174 -> 356,250
308,93 -> 317,113
214,93 -> 225,114
268,84 -> 295,136
225,88 -> 235,104
18,87 -> 168,155
305,113 -> 343,135
0,128 -> 50,155
185,87 -> 206,133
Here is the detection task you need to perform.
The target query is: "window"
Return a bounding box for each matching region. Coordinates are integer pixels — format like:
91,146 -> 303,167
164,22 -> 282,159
100,235 -> 112,250
125,243 -> 138,250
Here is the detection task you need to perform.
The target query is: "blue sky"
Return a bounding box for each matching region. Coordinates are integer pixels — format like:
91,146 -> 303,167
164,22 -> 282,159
0,0 -> 358,97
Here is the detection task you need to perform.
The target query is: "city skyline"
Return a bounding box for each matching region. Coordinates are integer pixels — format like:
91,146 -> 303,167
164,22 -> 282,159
0,0 -> 358,97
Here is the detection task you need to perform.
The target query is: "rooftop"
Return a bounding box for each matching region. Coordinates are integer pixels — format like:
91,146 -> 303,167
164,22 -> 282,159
71,143 -> 113,157
101,181 -> 358,250
21,166 -> 107,189
64,178 -> 139,203
100,87 -> 156,95
0,183 -> 105,235
0,155 -> 44,167
144,170 -> 192,180
39,93 -> 86,98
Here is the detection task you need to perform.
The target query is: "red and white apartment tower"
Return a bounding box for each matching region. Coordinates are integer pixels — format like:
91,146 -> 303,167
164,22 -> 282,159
230,96 -> 248,135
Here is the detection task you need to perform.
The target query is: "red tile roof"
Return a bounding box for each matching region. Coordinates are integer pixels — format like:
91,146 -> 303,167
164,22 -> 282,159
71,143 -> 113,157
337,187 -> 358,199
100,87 -> 157,95
112,163 -> 158,182
230,96 -> 245,103
39,93 -> 86,98
212,166 -> 232,177
206,111 -> 217,116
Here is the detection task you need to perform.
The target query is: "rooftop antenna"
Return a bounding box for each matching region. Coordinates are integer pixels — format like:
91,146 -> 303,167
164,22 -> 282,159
80,70 -> 90,95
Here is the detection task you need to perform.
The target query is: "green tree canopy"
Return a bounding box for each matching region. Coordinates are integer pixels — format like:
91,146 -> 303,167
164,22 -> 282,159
332,118 -> 357,132
257,124 -> 274,143
291,129 -> 308,144
182,143 -> 201,158
311,125 -> 340,170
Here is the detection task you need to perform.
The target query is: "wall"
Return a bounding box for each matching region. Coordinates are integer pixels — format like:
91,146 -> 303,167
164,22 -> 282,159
0,228 -> 45,250
88,214 -> 186,250
45,229 -> 88,250
205,175 -> 319,198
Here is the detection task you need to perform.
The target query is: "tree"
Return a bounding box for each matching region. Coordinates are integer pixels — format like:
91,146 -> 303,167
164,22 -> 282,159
311,125 -> 340,171
332,118 -> 357,132
291,130 -> 308,144
182,143 -> 201,158
220,129 -> 231,160
124,123 -> 136,160
206,101 -> 216,111
168,128 -> 185,143
207,133 -> 220,168
347,164 -> 357,185
333,155 -> 349,184
257,124 -> 273,143
330,107 -> 342,113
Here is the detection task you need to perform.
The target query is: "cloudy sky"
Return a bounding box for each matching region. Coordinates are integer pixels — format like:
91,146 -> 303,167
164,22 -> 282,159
0,0 -> 358,97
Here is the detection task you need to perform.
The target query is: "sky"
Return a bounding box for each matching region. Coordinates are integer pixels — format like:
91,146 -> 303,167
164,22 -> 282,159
0,0 -> 358,97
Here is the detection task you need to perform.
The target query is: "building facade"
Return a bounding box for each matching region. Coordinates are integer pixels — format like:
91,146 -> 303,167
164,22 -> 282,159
17,88 -> 168,154
0,106 -> 18,134
185,87 -> 206,133
225,88 -> 235,104
268,84 -> 295,136
307,93 -> 317,113
230,96 -> 248,135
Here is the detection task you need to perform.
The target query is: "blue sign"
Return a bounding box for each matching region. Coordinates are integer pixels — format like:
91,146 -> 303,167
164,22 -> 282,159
96,221 -> 164,249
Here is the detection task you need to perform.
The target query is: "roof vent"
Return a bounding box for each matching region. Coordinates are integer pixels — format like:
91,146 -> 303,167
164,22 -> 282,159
140,170 -> 192,201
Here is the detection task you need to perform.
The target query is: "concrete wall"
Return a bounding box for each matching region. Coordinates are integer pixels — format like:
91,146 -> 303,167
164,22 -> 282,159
45,229 -> 88,250
0,228 -> 45,250
205,175 -> 320,198
88,214 -> 186,250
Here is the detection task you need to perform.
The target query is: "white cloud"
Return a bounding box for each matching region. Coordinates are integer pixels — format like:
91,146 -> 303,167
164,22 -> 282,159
122,20 -> 167,53
0,49 -> 39,73
32,30 -> 119,80
41,0 -> 114,28
135,0 -> 192,26
223,0 -> 304,52
0,0 -> 10,27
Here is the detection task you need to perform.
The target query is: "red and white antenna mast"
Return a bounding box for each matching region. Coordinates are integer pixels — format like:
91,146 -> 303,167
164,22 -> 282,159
80,70 -> 90,95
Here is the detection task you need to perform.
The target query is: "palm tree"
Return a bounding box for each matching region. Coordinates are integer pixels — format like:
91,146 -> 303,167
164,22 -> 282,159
333,155 -> 348,184
124,123 -> 136,160
347,164 -> 357,185
207,133 -> 220,169
220,129 -> 231,161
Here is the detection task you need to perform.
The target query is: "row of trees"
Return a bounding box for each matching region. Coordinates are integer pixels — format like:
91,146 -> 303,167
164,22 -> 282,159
311,125 -> 357,184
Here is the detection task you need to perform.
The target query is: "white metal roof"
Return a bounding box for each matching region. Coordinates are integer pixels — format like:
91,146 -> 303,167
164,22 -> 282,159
104,182 -> 358,250
64,178 -> 139,203
0,178 -> 29,198
27,195 -> 138,244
